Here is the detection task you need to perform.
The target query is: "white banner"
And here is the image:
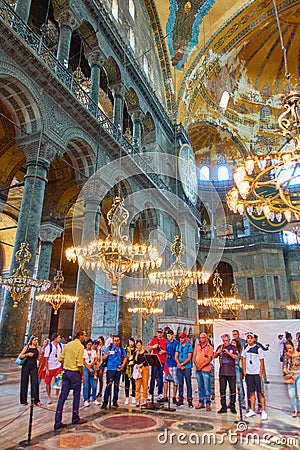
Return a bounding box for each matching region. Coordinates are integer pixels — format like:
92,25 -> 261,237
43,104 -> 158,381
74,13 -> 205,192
212,319 -> 299,379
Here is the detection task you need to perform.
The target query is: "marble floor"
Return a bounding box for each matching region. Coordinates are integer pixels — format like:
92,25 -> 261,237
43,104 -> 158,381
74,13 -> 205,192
0,359 -> 299,450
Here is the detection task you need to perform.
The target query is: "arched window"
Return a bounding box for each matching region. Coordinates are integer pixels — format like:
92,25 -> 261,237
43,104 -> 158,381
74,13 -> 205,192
129,27 -> 135,50
143,55 -> 149,76
199,165 -> 210,181
217,165 -> 229,181
112,0 -> 118,20
219,91 -> 230,109
129,0 -> 135,19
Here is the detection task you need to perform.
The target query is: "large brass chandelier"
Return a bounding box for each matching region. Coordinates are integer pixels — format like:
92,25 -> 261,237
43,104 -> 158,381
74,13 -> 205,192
35,269 -> 78,314
198,272 -> 254,318
227,0 -> 300,224
0,242 -> 51,308
66,197 -> 162,295
286,304 -> 300,312
148,235 -> 210,302
128,299 -> 164,323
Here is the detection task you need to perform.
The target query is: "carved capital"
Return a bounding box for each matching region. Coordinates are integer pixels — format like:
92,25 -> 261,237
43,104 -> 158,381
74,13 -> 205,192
56,8 -> 80,30
129,107 -> 145,122
86,49 -> 107,67
39,221 -> 64,243
17,134 -> 60,164
110,82 -> 126,97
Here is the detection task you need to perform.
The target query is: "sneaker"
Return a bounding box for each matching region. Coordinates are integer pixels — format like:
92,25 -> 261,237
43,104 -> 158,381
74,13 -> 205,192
292,411 -> 298,418
206,404 -> 211,411
217,408 -> 227,414
112,403 -> 119,408
132,397 -> 136,405
245,409 -> 256,418
242,404 -> 246,410
47,399 -> 52,405
136,401 -> 140,407
158,397 -> 168,402
188,402 -> 193,409
172,397 -> 177,405
83,400 -> 90,407
195,403 -> 204,409
148,394 -> 152,401
101,403 -> 107,409
210,395 -> 215,401
124,398 -> 129,406
176,400 -> 184,407
261,411 -> 268,420
141,401 -> 147,406
257,408 -> 262,414
230,407 -> 237,414
93,400 -> 100,406
157,394 -> 164,401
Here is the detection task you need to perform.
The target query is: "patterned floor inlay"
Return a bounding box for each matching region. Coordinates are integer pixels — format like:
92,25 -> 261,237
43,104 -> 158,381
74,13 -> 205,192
56,434 -> 96,448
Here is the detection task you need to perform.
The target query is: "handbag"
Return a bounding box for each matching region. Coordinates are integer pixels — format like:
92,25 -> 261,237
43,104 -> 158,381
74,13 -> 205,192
132,364 -> 142,380
284,373 -> 294,384
15,356 -> 27,366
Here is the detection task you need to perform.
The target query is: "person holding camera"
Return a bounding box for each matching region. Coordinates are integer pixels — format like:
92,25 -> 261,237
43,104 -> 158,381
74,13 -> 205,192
101,335 -> 127,409
214,333 -> 238,414
148,329 -> 167,401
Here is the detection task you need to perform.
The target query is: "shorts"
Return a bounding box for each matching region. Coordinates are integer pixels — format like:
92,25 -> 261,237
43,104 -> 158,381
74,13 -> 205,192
163,366 -> 178,386
245,374 -> 262,394
45,367 -> 62,384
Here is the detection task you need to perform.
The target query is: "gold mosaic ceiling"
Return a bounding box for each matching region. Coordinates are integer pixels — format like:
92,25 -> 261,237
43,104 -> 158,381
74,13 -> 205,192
151,0 -> 300,167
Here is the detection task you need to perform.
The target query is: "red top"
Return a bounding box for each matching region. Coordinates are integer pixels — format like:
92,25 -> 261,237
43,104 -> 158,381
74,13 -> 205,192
149,336 -> 167,363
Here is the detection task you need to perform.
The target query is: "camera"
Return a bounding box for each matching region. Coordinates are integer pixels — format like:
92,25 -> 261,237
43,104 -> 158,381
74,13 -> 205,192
157,346 -> 161,352
167,353 -> 172,359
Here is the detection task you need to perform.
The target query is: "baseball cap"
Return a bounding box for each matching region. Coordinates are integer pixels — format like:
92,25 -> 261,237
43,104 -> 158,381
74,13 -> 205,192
179,332 -> 187,338
246,332 -> 255,337
156,328 -> 163,333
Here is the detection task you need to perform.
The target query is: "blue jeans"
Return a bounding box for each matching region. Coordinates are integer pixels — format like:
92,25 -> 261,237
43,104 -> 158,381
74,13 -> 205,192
83,367 -> 97,402
196,370 -> 211,405
287,373 -> 300,412
103,370 -> 122,406
177,367 -> 192,401
235,365 -> 244,404
149,364 -> 164,397
54,370 -> 82,428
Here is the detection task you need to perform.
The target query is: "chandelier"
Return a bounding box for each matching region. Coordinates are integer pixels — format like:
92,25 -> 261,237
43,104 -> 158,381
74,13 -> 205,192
128,300 -> 164,323
148,235 -> 210,302
66,197 -> 162,295
227,0 -> 300,225
286,304 -> 300,312
227,92 -> 300,224
197,272 -> 254,318
0,242 -> 51,308
35,269 -> 78,314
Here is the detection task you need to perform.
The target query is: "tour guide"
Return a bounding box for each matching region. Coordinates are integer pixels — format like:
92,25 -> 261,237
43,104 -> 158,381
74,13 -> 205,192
54,330 -> 87,430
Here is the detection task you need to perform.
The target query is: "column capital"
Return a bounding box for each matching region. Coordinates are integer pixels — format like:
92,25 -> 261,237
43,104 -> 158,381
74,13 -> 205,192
56,7 -> 80,30
17,134 -> 60,164
129,107 -> 145,122
39,221 -> 64,243
86,49 -> 107,67
110,82 -> 126,97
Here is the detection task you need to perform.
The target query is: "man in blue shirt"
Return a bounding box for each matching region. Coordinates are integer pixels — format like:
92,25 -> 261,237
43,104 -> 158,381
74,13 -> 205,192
175,332 -> 194,408
101,335 -> 127,408
160,330 -> 179,404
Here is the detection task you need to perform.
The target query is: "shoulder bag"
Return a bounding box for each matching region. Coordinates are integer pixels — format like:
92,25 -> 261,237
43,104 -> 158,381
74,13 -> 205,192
284,357 -> 295,384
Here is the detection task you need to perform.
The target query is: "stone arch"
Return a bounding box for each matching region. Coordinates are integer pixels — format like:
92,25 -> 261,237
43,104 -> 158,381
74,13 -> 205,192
0,71 -> 44,136
64,137 -> 96,179
103,57 -> 122,85
77,20 -> 98,52
125,87 -> 139,111
142,112 -> 156,147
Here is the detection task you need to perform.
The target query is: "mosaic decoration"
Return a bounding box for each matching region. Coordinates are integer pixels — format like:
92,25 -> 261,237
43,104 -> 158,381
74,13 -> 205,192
166,0 -> 215,70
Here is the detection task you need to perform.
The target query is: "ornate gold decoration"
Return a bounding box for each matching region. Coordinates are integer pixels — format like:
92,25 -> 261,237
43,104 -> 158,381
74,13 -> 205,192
66,197 -> 162,295
148,235 -> 210,302
35,269 -> 78,314
128,297 -> 164,323
0,243 -> 51,308
286,304 -> 300,312
198,272 -> 254,318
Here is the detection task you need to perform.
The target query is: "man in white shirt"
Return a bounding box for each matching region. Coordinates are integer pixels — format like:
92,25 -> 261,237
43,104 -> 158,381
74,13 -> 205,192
241,332 -> 267,420
44,333 -> 63,404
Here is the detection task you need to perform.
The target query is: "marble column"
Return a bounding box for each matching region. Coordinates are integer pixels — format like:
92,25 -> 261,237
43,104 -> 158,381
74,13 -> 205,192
29,222 -> 63,339
0,138 -> 57,356
74,197 -> 100,336
56,9 -> 79,66
86,50 -> 106,114
14,0 -> 31,24
111,83 -> 125,131
130,108 -> 144,150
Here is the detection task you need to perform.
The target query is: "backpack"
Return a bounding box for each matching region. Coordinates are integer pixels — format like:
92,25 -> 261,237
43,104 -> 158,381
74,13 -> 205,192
48,342 -> 63,356
101,343 -> 113,368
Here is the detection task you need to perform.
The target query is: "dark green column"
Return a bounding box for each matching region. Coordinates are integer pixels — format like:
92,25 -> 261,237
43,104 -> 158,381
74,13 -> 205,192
29,222 -> 63,339
56,10 -> 78,66
130,109 -> 144,150
14,0 -> 31,24
0,157 -> 50,355
111,83 -> 125,130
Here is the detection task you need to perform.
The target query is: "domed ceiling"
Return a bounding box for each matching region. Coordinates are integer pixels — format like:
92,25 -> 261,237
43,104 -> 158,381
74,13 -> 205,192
149,0 -> 300,168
